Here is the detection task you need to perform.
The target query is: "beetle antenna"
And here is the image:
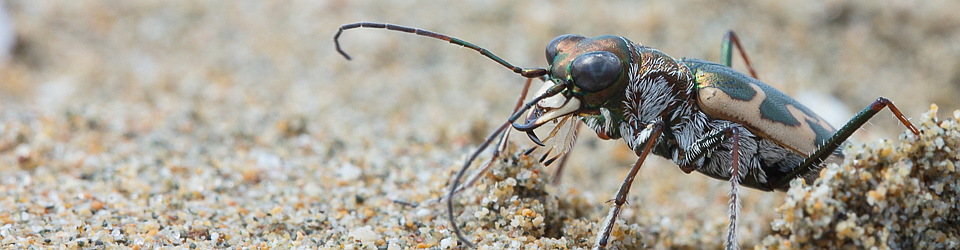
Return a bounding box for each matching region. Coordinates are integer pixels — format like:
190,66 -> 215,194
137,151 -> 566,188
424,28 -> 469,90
334,22 -> 548,78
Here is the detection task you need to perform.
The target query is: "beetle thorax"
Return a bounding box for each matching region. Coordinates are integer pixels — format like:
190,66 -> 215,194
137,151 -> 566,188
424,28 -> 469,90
585,47 -> 698,152
619,47 -> 697,148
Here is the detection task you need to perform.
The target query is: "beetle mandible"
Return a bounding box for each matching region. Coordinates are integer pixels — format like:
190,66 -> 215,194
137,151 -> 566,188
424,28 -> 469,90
334,22 -> 921,249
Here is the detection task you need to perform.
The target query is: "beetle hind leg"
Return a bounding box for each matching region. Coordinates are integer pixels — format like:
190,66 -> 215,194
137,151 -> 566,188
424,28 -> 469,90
771,97 -> 921,189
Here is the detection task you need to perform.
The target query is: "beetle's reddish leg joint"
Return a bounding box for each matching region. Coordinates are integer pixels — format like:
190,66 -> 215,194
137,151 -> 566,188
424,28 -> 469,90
873,97 -> 920,135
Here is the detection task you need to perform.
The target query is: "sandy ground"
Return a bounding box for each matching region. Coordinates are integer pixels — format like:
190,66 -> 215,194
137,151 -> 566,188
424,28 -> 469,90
1,0 -> 958,249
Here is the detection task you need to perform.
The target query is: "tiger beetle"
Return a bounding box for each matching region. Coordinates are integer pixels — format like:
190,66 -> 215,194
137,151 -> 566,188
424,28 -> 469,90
334,22 -> 921,249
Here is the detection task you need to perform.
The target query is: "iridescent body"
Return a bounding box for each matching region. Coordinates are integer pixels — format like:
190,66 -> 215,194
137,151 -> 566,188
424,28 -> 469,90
519,34 -> 916,249
333,23 -> 920,249
530,35 -> 832,191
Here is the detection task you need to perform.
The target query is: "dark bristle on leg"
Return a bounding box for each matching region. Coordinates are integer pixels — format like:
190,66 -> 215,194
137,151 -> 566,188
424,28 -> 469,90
522,146 -> 538,156
539,147 -> 554,163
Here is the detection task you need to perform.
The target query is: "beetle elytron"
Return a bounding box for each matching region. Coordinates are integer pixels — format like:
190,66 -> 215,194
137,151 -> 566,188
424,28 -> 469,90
334,22 -> 920,249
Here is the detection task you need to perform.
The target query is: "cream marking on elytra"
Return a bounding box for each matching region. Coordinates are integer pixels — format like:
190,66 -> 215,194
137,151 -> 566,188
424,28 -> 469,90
696,71 -> 837,156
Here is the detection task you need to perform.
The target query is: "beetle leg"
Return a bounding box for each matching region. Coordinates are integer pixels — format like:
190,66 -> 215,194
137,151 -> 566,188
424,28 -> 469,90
721,30 -> 759,79
674,125 -> 743,248
676,126 -> 731,174
725,127 -> 742,250
596,121 -> 664,249
448,78 -> 548,248
771,97 -> 921,189
670,124 -> 744,248
394,79 -> 535,210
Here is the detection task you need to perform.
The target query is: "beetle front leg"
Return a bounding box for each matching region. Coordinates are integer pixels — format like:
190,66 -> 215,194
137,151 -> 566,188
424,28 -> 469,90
595,121 -> 664,249
447,78 -> 543,248
771,97 -> 921,188
392,78 -> 536,210
460,78 -> 537,189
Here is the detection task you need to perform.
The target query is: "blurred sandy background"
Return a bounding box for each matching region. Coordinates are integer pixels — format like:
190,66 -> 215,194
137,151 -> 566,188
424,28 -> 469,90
1,0 -> 958,248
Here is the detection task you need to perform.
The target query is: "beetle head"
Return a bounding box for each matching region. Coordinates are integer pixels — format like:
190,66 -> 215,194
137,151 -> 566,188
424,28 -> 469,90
515,35 -> 633,131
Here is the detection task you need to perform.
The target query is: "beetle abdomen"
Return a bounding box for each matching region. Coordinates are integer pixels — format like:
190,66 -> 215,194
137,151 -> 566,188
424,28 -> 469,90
691,122 -> 819,191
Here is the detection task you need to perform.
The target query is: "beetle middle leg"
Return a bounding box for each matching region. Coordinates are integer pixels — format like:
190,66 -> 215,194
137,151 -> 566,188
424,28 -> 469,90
676,125 -> 748,249
726,127 -> 743,250
771,97 -> 922,189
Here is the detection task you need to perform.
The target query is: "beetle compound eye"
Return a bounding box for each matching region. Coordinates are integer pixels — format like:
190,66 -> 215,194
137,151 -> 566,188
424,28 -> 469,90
545,34 -> 584,64
571,51 -> 621,92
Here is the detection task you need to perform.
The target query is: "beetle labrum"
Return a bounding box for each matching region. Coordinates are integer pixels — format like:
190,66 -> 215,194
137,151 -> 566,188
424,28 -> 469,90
334,22 -> 921,249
